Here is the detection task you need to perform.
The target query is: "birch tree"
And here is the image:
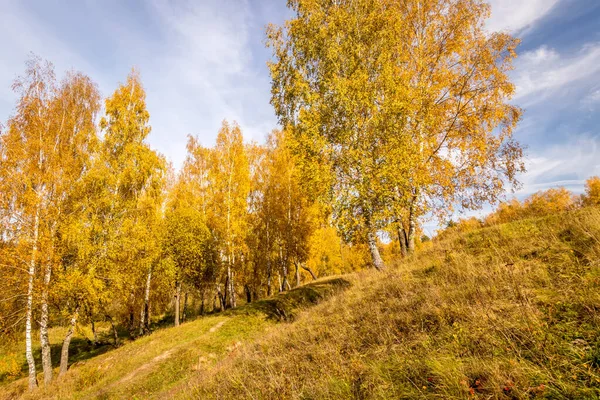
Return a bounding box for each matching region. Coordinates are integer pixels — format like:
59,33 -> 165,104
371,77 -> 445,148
95,70 -> 166,336
0,57 -> 100,388
267,0 -> 524,267
210,121 -> 250,308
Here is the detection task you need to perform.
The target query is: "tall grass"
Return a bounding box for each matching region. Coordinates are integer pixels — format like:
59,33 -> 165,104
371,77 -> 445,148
2,208 -> 599,399
186,208 -> 600,399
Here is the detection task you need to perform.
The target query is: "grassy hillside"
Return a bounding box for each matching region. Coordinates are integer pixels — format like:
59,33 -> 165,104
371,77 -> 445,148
2,208 -> 600,399
186,207 -> 600,399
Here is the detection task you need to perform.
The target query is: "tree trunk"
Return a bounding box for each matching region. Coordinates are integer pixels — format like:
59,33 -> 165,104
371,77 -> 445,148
108,316 -> 119,346
300,263 -> 317,280
295,261 -> 301,287
227,265 -> 236,309
266,261 -> 272,297
25,208 -> 40,390
59,306 -> 79,377
278,273 -> 283,293
367,231 -> 386,270
200,293 -> 205,316
279,246 -> 288,292
174,280 -> 181,326
139,265 -> 152,336
244,284 -> 252,303
407,192 -> 418,254
397,225 -> 408,257
91,319 -> 98,345
407,216 -> 416,254
217,283 -> 226,311
183,292 -> 188,322
39,262 -> 53,385
128,311 -> 135,337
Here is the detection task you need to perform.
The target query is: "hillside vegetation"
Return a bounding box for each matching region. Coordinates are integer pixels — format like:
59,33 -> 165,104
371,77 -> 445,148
1,207 -> 599,399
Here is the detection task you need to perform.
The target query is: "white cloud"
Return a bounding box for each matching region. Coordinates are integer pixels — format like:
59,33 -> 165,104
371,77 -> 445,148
0,1 -> 108,114
513,43 -> 600,104
0,0 -> 283,170
131,0 -> 280,168
486,0 -> 560,33
517,134 -> 600,195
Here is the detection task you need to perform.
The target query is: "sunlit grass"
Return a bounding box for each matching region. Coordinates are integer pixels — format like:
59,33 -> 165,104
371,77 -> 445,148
0,277 -> 348,399
2,208 -> 600,399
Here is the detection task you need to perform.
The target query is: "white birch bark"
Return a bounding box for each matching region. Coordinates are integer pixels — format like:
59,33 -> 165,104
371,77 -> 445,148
25,207 -> 40,390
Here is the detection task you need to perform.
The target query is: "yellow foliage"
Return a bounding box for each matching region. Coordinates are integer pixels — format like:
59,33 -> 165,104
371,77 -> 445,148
582,176 -> 600,206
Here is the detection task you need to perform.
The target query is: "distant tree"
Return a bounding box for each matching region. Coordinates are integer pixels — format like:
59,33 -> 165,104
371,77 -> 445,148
522,188 -> 574,217
163,204 -> 213,326
484,187 -> 575,226
96,70 -> 166,338
210,121 -> 250,308
485,198 -> 522,225
582,176 -> 600,206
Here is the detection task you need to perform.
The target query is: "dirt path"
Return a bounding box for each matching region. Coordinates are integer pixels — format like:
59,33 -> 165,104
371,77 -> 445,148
95,319 -> 228,397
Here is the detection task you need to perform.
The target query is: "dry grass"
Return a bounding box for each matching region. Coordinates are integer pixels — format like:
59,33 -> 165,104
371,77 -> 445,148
183,207 -> 600,399
2,208 -> 600,399
0,277 -> 349,399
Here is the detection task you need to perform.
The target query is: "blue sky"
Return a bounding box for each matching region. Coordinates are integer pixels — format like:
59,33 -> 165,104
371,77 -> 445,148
1,0 -> 599,233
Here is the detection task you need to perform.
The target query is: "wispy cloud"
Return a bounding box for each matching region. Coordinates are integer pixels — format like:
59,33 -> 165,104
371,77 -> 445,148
0,0 -> 282,169
132,0 -> 279,168
513,43 -> 600,105
517,134 -> 600,195
486,0 -> 560,33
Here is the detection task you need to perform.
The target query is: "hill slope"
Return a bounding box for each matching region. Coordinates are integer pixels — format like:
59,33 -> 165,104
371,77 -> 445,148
2,208 -> 600,399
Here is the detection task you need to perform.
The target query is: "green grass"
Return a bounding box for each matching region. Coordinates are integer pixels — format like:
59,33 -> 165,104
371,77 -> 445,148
2,207 -> 600,399
0,277 -> 350,399
184,207 -> 600,399
0,323 -> 116,385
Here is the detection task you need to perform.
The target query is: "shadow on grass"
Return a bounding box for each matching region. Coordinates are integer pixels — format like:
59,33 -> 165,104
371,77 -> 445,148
1,338 -> 114,384
3,277 -> 351,385
229,277 -> 352,322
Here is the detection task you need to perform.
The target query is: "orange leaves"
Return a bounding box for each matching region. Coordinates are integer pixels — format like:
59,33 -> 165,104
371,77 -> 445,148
582,176 -> 600,206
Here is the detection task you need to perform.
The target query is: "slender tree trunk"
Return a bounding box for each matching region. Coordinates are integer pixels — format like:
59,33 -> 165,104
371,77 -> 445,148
59,306 -> 79,377
266,260 -> 272,297
280,247 -> 288,291
40,262 -> 53,386
183,292 -> 188,322
367,231 -> 386,270
25,208 -> 40,390
300,263 -> 317,280
244,284 -> 252,303
231,260 -> 237,308
174,280 -> 181,326
128,311 -> 135,337
200,292 -> 205,316
108,316 -> 118,346
295,261 -> 301,287
139,266 -> 152,336
407,191 -> 418,254
227,265 -> 236,309
222,275 -> 229,309
278,273 -> 283,293
91,319 -> 98,345
217,283 -> 226,311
